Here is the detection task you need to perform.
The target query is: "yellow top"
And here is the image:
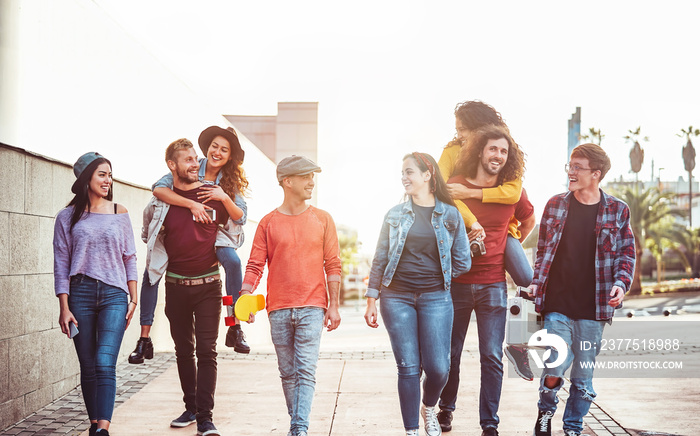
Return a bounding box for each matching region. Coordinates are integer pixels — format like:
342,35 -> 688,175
437,143 -> 522,238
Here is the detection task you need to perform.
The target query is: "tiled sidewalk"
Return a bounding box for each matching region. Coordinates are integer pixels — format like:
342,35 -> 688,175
2,349 -> 631,436
2,353 -> 175,436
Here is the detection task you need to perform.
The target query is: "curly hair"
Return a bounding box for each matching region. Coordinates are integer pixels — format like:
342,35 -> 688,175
455,124 -> 525,185
446,100 -> 513,149
219,158 -> 249,199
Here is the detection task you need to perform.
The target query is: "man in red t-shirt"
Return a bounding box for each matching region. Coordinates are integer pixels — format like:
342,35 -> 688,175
439,125 -> 535,436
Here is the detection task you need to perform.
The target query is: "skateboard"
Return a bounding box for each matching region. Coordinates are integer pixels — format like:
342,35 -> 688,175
222,294 -> 266,324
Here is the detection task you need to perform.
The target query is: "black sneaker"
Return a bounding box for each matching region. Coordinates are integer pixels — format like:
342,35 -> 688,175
197,420 -> 221,435
481,427 -> 499,436
225,325 -> 251,354
534,409 -> 554,436
436,410 -> 452,432
128,337 -> 154,364
170,410 -> 197,428
505,345 -> 534,381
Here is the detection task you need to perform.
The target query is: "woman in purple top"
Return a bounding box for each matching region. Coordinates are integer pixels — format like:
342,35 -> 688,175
53,152 -> 138,436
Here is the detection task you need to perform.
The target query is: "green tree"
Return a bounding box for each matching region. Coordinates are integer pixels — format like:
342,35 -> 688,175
610,186 -> 685,294
338,232 -> 360,303
645,215 -> 690,282
674,226 -> 700,277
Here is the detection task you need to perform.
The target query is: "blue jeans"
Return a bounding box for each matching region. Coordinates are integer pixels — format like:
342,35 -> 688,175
68,275 -> 128,422
216,246 -> 242,304
439,281 -> 507,431
505,235 -> 533,287
380,289 -> 453,431
537,312 -> 605,434
139,247 -> 241,326
269,307 -> 325,434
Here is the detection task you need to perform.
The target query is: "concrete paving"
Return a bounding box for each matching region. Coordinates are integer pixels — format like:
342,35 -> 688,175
4,304 -> 698,435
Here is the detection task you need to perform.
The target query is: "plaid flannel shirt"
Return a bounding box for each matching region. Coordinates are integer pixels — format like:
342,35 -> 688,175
532,189 -> 636,320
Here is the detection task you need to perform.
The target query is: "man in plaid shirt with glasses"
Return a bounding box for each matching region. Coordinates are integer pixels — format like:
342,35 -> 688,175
526,143 -> 635,436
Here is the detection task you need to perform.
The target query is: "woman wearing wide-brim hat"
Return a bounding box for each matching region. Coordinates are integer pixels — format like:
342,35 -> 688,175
54,152 -> 138,436
128,126 -> 251,366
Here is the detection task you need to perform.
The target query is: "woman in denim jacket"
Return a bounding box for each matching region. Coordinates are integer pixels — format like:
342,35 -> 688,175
364,152 -> 471,436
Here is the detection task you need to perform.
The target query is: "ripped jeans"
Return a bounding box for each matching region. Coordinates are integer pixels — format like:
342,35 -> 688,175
381,289 -> 453,431
537,312 -> 605,434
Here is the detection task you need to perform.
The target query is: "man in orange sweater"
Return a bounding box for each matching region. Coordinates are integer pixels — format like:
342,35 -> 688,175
240,155 -> 342,436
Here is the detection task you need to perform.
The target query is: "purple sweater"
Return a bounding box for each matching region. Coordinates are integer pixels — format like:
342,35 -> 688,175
53,206 -> 138,296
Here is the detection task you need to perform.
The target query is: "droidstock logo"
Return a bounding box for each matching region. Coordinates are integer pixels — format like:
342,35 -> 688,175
528,329 -> 568,369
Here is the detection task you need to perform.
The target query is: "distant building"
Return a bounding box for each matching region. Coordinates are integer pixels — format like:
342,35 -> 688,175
225,102 -> 319,205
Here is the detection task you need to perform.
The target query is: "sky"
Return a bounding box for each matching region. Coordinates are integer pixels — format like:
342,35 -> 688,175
8,0 -> 700,253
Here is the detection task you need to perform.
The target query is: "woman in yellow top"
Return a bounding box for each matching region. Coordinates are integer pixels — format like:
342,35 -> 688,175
438,100 -> 532,287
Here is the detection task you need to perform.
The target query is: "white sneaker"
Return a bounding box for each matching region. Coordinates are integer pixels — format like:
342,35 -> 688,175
406,430 -> 419,436
421,404 -> 442,436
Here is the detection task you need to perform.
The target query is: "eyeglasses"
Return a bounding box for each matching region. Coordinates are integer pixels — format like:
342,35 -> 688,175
565,163 -> 595,173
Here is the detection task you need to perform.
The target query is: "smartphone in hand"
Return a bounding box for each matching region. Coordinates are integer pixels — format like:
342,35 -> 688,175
192,209 -> 216,221
69,321 -> 79,339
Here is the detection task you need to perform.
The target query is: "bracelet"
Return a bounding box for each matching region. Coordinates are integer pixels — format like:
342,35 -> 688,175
128,300 -> 137,306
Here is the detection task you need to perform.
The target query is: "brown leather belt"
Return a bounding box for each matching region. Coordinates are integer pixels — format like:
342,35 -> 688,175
165,274 -> 220,287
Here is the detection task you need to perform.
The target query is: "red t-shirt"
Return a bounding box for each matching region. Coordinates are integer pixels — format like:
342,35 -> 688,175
163,186 -> 229,276
448,176 -> 534,284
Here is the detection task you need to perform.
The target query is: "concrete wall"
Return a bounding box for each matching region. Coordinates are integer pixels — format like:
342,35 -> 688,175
0,144 -> 153,429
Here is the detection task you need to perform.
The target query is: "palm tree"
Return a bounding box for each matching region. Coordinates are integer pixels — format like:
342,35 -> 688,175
645,215 -> 690,282
579,127 -> 605,145
679,126 -> 699,226
624,127 -> 648,175
610,185 -> 685,294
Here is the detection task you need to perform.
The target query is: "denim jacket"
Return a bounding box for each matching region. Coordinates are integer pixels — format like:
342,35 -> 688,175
152,157 -> 247,249
366,198 -> 471,299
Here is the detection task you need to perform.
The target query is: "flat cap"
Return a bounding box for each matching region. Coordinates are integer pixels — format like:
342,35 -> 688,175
276,155 -> 322,182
